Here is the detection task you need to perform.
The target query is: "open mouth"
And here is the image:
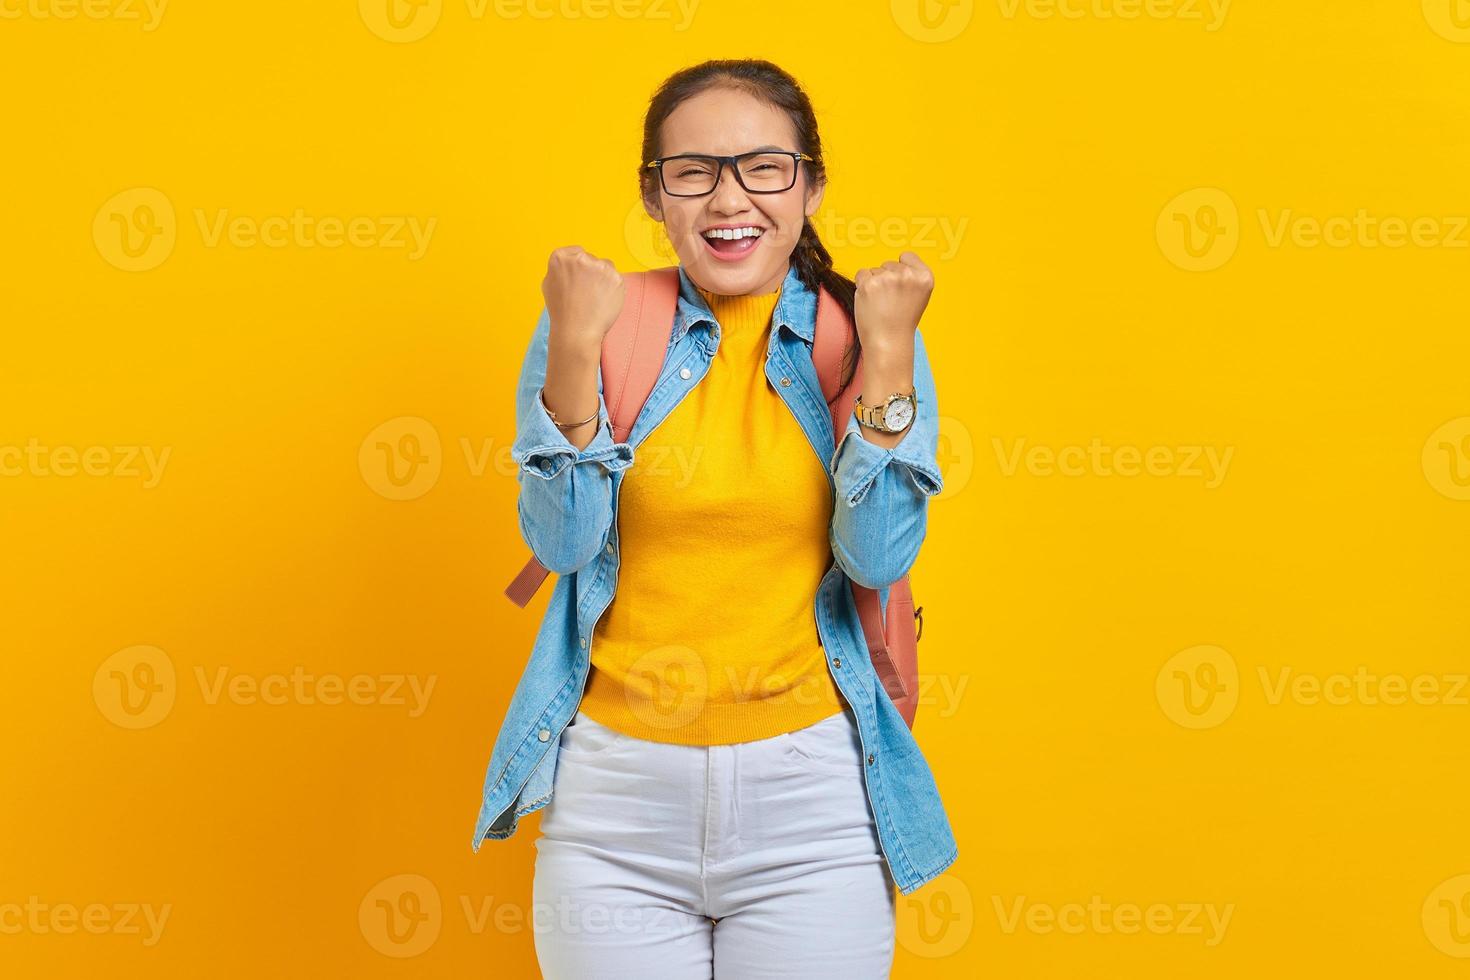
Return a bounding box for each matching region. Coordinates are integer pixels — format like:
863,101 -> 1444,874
700,226 -> 764,261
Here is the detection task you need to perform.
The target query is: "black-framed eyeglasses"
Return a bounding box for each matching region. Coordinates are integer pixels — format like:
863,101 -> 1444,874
644,150 -> 814,197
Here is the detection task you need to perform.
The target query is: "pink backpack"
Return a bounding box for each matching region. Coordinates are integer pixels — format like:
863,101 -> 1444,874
504,267 -> 923,729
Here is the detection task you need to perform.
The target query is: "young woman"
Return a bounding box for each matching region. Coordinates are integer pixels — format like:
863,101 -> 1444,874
471,59 -> 958,978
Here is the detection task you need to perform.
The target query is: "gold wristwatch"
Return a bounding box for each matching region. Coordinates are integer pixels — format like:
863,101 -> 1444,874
853,389 -> 918,434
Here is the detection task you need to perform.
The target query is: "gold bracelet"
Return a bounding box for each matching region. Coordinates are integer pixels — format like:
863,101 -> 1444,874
538,389 -> 599,430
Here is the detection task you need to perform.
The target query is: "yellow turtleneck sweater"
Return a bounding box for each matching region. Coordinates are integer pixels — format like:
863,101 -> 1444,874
577,281 -> 845,745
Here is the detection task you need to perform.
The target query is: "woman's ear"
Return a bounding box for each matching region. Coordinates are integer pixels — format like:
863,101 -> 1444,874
804,176 -> 825,219
642,186 -> 664,223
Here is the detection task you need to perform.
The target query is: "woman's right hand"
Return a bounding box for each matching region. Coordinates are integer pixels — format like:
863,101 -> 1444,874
542,245 -> 626,353
539,247 -> 623,450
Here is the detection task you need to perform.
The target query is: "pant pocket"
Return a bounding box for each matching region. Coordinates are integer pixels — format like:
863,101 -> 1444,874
779,710 -> 862,776
557,710 -> 631,760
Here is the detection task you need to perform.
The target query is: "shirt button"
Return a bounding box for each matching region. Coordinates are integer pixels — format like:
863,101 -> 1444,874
539,460 -> 552,475
679,367 -> 692,380
779,376 -> 792,387
539,729 -> 550,742
867,754 -> 876,765
579,637 -> 587,648
606,542 -> 614,555
832,658 -> 842,668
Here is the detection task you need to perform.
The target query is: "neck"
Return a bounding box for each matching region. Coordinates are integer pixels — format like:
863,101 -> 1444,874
691,262 -> 789,300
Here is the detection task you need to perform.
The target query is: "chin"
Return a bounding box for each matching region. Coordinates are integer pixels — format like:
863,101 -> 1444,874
681,252 -> 787,297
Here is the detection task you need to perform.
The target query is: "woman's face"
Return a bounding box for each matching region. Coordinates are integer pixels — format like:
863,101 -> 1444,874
645,86 -> 824,297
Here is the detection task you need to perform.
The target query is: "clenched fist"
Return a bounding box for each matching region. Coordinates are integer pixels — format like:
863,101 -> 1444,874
853,251 -> 934,357
543,245 -> 626,353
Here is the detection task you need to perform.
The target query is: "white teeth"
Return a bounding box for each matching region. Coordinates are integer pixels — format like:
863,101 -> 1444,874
703,227 -> 763,240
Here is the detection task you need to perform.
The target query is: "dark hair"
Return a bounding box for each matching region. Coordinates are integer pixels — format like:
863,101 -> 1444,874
638,59 -> 859,393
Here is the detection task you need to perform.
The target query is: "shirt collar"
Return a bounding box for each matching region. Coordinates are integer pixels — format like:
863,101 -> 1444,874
672,263 -> 816,347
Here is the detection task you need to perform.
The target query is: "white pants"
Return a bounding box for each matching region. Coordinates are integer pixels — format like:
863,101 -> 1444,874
531,706 -> 897,979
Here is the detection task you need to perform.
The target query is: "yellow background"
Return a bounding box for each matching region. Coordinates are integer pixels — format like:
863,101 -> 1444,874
3,1 -> 1469,976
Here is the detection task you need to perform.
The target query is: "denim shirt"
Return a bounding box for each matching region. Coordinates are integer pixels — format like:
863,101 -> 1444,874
471,262 -> 959,896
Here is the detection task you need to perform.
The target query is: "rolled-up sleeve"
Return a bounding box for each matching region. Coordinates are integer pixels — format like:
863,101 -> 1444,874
512,307 -> 634,574
828,326 -> 943,589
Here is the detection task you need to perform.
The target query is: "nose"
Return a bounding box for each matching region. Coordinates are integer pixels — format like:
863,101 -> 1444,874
709,160 -> 752,213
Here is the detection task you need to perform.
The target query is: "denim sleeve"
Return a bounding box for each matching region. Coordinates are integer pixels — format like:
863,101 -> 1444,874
512,306 -> 634,574
828,326 -> 944,589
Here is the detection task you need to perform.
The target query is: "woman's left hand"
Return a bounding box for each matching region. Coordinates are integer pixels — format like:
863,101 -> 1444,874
853,251 -> 933,358
852,252 -> 932,447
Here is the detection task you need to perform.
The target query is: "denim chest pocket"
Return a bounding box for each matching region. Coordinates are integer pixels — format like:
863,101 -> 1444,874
779,710 -> 863,776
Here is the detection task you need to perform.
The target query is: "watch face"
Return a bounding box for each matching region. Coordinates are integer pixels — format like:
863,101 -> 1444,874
884,397 -> 915,431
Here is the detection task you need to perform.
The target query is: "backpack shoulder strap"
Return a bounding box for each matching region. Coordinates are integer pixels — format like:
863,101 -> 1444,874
602,266 -> 681,443
505,265 -> 680,607
810,285 -> 863,440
